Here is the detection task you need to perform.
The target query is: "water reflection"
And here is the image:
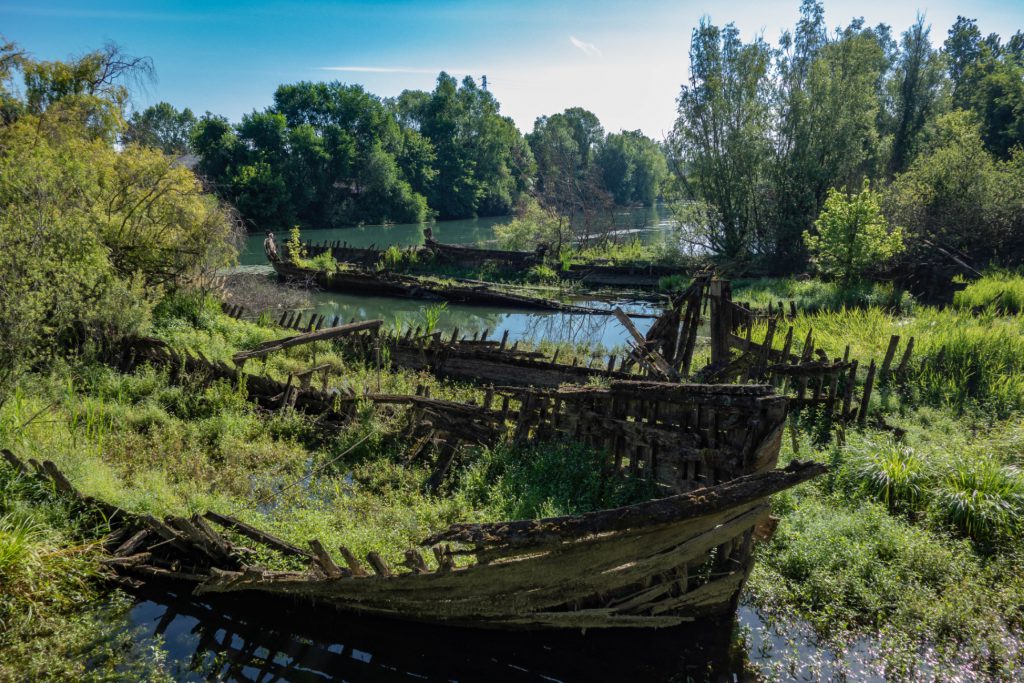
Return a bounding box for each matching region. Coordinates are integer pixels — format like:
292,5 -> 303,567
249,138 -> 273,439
238,206 -> 674,267
305,291 -> 658,351
127,584 -> 747,682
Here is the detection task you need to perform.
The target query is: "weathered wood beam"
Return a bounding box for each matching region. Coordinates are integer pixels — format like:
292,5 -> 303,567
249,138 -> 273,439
233,320 -> 383,362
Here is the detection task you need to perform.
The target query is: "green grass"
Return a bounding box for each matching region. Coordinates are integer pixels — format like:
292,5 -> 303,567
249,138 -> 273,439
3,282 -> 1024,679
0,467 -> 174,681
732,277 -> 916,313
954,272 -> 1024,314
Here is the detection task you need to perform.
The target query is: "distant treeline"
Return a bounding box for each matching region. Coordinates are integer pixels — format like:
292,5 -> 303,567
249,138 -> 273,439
669,2 -> 1024,269
128,77 -> 667,231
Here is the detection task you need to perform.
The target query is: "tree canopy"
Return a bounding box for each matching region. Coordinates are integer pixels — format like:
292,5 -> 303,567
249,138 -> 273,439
669,2 -> 1024,270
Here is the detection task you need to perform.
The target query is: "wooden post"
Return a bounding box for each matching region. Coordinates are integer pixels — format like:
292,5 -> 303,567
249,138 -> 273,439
709,280 -> 732,366
879,335 -> 900,381
895,337 -> 915,377
858,360 -> 876,425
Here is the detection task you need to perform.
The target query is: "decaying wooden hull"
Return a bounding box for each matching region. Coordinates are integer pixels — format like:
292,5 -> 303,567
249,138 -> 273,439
271,260 -> 613,314
195,464 -> 818,629
299,239 -> 687,289
18,337 -> 825,632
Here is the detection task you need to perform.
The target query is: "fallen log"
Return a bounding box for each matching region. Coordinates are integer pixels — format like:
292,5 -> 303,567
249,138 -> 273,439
233,319 -> 383,363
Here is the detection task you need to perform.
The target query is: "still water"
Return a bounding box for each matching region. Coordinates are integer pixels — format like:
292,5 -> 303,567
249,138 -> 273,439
237,205 -> 673,267
235,206 -> 673,349
124,585 -> 748,682
121,585 -> 886,682
300,290 -> 661,351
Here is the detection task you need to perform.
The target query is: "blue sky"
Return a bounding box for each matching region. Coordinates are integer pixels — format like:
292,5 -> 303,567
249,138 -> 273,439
3,1 -> 1022,139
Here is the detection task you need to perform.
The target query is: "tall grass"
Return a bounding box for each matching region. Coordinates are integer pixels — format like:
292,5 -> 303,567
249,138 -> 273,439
954,272 -> 1024,314
933,458 -> 1024,548
732,277 -> 915,313
755,305 -> 1024,416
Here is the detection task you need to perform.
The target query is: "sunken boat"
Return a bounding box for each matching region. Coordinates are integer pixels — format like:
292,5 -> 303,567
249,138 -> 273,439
270,258 -> 619,314
8,337 -> 824,631
298,234 -> 689,289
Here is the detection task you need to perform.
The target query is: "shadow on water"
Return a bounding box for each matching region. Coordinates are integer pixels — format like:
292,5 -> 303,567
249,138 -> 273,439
126,583 -> 753,683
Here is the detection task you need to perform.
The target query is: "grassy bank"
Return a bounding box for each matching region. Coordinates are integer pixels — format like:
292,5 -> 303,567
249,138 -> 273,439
1,279 -> 1022,679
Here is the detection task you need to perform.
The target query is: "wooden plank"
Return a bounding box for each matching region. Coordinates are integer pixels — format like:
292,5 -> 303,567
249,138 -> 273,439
203,511 -> 313,559
233,320 -> 383,362
879,335 -> 900,380
858,359 -> 877,425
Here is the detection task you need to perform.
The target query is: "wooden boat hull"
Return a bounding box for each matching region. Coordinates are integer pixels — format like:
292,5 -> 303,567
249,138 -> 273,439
271,260 -> 613,313
300,239 -> 686,289
14,340 -> 823,632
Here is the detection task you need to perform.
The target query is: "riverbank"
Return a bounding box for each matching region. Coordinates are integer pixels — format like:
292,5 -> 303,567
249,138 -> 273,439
1,275 -> 1022,679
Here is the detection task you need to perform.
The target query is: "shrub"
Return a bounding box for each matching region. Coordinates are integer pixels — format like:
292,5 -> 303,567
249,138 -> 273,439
932,457 -> 1024,548
847,443 -> 929,513
804,179 -> 904,283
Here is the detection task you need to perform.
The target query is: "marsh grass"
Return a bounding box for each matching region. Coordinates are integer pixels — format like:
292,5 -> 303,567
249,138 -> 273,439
732,277 -> 915,313
933,458 -> 1024,548
954,272 -> 1024,314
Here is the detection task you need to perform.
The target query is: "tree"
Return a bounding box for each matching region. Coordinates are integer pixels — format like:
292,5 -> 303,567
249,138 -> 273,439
597,130 -> 667,205
772,14 -> 891,268
888,16 -> 947,174
886,111 -> 1024,265
0,41 -> 236,408
804,179 -> 904,282
20,42 -> 153,141
123,101 -> 196,154
670,19 -> 773,261
945,18 -> 1024,159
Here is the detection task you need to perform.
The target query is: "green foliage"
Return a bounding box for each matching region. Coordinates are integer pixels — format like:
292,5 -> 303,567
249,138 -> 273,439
596,130 -> 668,206
670,20 -> 773,260
946,17 -> 1024,159
455,440 -> 655,520
123,101 -> 196,154
886,111 -> 1024,265
844,442 -> 927,513
494,197 -> 568,251
526,264 -> 558,284
420,302 -> 447,334
379,244 -> 419,271
657,274 -> 688,292
804,180 -> 904,282
285,226 -> 306,266
733,277 -> 915,313
954,272 -> 1024,313
933,457 -> 1024,548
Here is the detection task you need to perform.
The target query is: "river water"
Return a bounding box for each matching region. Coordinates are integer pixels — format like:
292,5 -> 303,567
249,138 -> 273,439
234,207 -> 676,349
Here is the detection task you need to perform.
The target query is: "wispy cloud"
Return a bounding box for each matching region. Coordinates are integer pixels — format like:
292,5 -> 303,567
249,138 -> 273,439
569,35 -> 601,57
320,66 -> 477,75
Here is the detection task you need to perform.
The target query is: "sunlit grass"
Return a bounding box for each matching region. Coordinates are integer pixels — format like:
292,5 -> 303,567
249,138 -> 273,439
954,272 -> 1024,314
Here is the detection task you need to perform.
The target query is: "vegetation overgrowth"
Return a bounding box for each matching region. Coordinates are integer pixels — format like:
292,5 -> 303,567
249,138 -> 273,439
2,4 -> 1024,679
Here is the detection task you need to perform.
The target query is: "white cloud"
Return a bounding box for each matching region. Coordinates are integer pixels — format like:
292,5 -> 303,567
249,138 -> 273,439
569,35 -> 601,57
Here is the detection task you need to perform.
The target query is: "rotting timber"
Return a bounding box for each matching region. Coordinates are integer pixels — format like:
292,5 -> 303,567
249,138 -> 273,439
13,337 -> 825,631
299,235 -> 689,290
270,258 -> 629,315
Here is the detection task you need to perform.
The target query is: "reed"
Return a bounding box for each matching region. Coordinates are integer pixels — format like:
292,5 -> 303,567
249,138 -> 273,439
953,272 -> 1024,314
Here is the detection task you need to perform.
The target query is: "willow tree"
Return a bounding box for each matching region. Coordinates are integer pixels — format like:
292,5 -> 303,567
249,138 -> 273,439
671,19 -> 773,261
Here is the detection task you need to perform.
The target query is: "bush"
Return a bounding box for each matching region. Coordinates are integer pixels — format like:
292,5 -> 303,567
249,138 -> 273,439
845,442 -> 929,513
804,179 -> 904,283
932,457 -> 1024,548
